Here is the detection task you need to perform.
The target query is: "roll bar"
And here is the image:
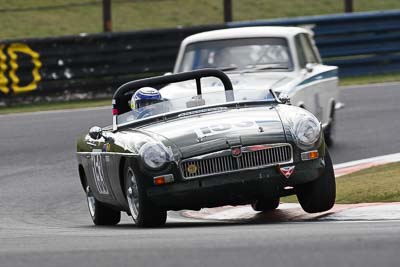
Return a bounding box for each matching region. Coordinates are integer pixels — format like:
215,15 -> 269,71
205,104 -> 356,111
112,69 -> 234,130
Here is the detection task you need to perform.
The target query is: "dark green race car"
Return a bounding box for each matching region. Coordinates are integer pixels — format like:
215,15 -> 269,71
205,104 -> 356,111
76,69 -> 335,227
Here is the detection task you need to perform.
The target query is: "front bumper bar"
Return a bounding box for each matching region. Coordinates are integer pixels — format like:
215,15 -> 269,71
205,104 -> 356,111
147,158 -> 325,210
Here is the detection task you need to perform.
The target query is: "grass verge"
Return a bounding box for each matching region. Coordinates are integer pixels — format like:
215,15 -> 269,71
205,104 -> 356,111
0,0 -> 399,40
0,99 -> 111,115
283,162 -> 400,204
340,72 -> 400,86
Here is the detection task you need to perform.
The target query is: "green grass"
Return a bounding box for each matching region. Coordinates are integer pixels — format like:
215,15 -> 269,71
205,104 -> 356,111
0,0 -> 399,40
0,1 -> 400,113
340,73 -> 400,86
283,162 -> 400,204
0,99 -> 111,114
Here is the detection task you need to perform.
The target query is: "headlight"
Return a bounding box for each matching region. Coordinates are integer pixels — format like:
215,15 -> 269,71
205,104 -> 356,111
293,115 -> 320,146
281,106 -> 321,147
139,142 -> 170,169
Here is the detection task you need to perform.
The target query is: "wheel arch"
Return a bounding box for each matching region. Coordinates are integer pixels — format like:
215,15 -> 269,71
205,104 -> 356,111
119,156 -> 140,198
328,98 -> 336,119
78,164 -> 88,191
119,157 -> 127,198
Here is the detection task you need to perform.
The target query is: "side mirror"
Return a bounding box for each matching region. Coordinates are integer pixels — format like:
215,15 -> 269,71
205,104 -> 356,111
89,126 -> 103,140
278,94 -> 291,105
305,63 -> 314,73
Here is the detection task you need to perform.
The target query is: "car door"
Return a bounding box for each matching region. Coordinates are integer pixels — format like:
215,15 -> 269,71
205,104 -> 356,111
305,33 -> 339,127
293,33 -> 338,126
293,33 -> 321,118
85,135 -> 114,202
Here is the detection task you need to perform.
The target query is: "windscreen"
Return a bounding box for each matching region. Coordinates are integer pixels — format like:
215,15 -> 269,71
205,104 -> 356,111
117,89 -> 275,126
178,38 -> 292,72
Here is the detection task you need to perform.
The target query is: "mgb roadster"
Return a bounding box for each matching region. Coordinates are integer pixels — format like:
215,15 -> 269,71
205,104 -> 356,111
76,69 -> 335,227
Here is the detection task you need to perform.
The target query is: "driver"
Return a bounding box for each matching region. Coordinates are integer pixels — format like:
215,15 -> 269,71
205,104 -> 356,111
130,87 -> 163,118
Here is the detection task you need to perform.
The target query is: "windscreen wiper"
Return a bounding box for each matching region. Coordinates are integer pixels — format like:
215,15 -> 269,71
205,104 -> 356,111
254,64 -> 289,70
217,65 -> 238,72
241,63 -> 289,73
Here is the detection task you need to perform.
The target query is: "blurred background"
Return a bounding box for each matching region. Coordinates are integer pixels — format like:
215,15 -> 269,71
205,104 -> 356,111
0,0 -> 400,105
0,0 -> 399,39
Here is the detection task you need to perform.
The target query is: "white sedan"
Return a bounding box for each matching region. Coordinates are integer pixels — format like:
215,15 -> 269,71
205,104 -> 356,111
160,26 -> 340,145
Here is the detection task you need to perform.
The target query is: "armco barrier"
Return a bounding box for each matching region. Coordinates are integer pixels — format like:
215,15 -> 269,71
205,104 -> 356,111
229,10 -> 400,77
0,10 -> 399,100
0,24 -> 224,100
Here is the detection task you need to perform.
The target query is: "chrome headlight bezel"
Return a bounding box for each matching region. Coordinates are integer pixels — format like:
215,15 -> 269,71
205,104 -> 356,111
281,106 -> 322,148
292,115 -> 321,146
139,142 -> 171,169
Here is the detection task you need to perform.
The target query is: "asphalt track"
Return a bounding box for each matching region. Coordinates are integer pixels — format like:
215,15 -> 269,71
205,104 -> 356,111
0,83 -> 400,267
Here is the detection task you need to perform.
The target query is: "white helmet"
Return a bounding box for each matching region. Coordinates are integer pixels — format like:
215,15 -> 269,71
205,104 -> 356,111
130,87 -> 162,110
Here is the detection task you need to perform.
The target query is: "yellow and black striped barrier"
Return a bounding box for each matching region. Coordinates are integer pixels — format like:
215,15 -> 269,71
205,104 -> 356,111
0,43 -> 42,95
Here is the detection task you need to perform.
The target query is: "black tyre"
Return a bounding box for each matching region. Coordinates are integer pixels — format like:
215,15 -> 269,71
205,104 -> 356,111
295,150 -> 336,213
251,197 -> 280,212
124,160 -> 167,227
86,186 -> 121,225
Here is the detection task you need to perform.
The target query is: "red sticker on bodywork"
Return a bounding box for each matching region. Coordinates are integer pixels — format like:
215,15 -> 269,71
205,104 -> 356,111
231,147 -> 242,157
279,166 -> 295,178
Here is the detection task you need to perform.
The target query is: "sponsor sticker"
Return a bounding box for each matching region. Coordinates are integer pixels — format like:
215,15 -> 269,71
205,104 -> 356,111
102,143 -> 111,152
187,164 -> 198,174
231,147 -> 242,157
91,153 -> 109,194
279,166 -> 295,179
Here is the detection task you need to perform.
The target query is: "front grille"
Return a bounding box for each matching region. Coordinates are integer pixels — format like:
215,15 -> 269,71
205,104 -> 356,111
180,143 -> 292,179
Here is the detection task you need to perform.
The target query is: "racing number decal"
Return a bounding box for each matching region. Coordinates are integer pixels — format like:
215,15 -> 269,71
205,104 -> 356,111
210,123 -> 231,132
194,120 -> 257,138
91,154 -> 109,195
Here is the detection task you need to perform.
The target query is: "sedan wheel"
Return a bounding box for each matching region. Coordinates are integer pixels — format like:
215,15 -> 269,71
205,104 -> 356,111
124,160 -> 167,227
86,186 -> 121,225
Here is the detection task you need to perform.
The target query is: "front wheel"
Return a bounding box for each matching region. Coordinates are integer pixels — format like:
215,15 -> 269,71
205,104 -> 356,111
86,186 -> 121,225
124,160 -> 167,227
295,150 -> 336,213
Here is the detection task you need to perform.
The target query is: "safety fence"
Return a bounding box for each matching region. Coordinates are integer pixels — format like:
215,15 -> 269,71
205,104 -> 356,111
230,10 -> 400,77
0,10 -> 399,100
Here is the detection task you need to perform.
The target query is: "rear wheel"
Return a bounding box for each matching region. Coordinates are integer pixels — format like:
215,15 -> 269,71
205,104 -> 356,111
295,150 -> 336,213
86,186 -> 121,225
124,160 -> 167,227
251,197 -> 280,212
